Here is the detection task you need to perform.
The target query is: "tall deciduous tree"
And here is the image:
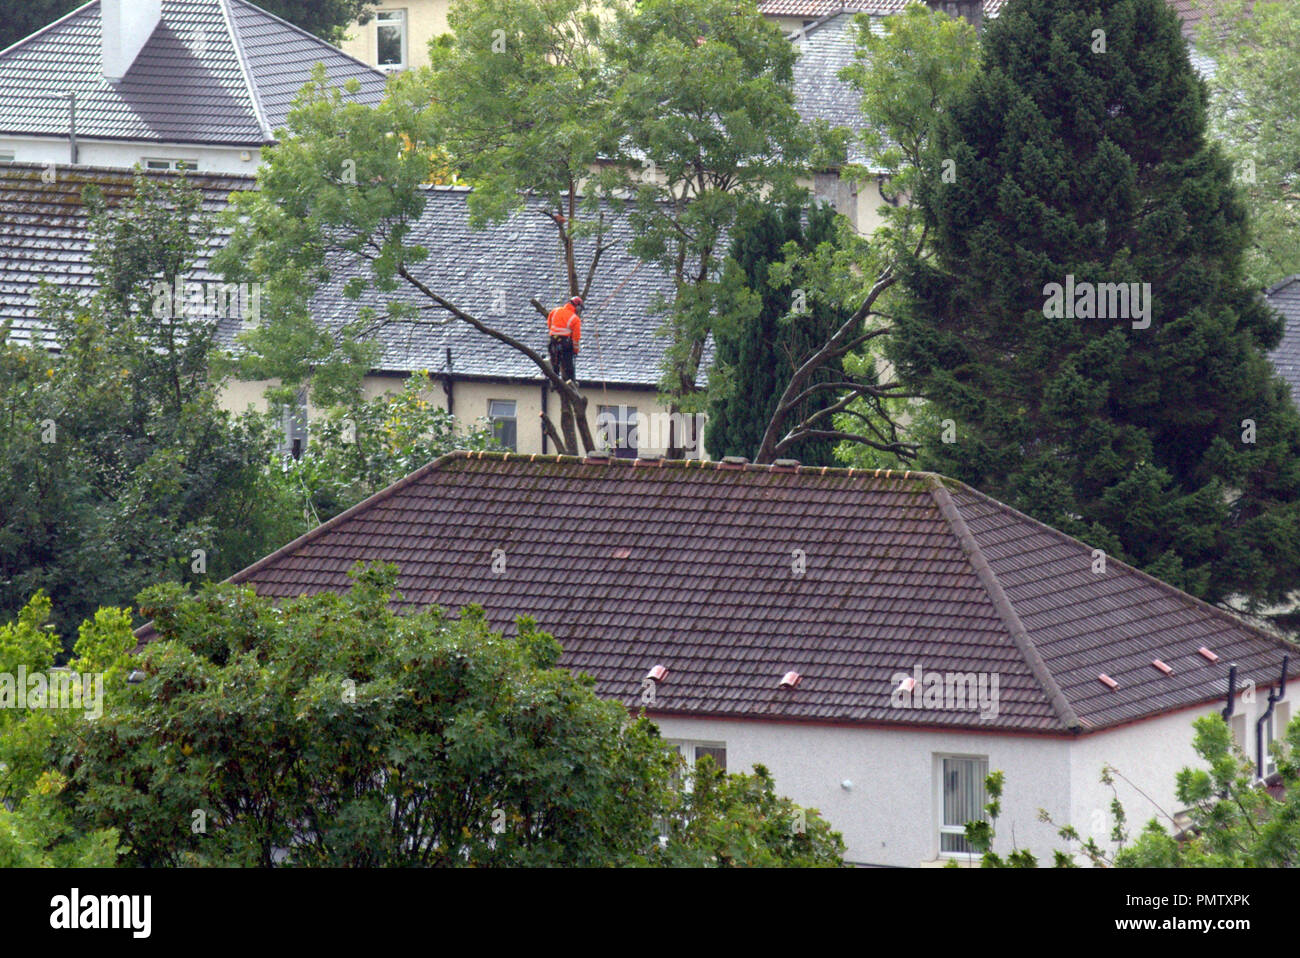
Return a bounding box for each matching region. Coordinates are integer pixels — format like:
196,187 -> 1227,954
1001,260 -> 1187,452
1199,0 -> 1300,289
1,174 -> 297,639
605,0 -> 816,453
891,0 -> 1300,619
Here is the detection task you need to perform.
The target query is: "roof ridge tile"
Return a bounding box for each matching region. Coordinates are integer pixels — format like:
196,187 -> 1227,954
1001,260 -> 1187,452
926,474 -> 1082,731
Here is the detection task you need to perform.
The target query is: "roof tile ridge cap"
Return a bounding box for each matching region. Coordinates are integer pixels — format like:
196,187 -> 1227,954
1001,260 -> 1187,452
925,474 -> 1082,732
952,478 -> 1297,652
219,0 -> 275,143
227,0 -> 387,80
0,0 -> 95,59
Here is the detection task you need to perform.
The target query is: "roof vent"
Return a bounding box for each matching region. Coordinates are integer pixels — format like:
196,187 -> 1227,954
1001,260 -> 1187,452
1198,646 -> 1220,663
896,675 -> 916,694
771,458 -> 801,473
1152,659 -> 1174,676
1098,673 -> 1119,690
718,456 -> 749,471
633,455 -> 664,468
779,670 -> 802,689
611,547 -> 632,559
582,453 -> 611,466
646,665 -> 668,683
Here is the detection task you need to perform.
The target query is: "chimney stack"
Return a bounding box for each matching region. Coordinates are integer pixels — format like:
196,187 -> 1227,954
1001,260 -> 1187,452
927,1 -> 983,31
102,0 -> 162,81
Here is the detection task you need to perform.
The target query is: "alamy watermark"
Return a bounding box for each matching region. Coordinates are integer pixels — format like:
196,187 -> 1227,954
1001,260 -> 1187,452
151,278 -> 262,323
0,666 -> 103,720
596,408 -> 708,456
890,663 -> 999,721
1042,274 -> 1151,329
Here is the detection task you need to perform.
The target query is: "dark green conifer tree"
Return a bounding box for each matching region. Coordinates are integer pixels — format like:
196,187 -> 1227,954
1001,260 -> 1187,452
708,202 -> 843,466
891,0 -> 1300,613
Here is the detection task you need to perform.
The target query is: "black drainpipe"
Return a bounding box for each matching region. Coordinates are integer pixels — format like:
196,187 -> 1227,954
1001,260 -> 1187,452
540,381 -> 549,454
442,347 -> 454,418
1221,664 -> 1238,720
1256,655 -> 1290,779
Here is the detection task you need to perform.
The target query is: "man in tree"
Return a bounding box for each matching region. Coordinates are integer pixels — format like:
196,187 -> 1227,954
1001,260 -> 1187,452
890,0 -> 1300,623
547,295 -> 583,385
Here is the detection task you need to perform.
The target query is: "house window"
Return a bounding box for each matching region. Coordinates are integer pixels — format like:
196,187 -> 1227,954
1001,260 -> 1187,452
1230,712 -> 1248,752
489,399 -> 517,451
938,755 -> 987,856
667,740 -> 727,784
376,10 -> 407,70
597,404 -> 638,458
280,389 -> 309,460
142,158 -> 197,171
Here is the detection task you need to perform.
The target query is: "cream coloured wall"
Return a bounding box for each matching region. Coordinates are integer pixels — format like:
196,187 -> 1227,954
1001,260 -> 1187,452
339,0 -> 451,71
219,373 -> 706,459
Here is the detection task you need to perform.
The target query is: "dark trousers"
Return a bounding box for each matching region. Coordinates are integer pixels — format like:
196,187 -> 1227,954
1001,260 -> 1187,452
549,335 -> 576,382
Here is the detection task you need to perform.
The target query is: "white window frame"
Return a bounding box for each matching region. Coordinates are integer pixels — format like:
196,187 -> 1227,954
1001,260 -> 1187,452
375,9 -> 408,72
597,404 -> 639,458
666,739 -> 727,788
1263,700 -> 1291,778
488,399 -> 517,452
935,753 -> 988,860
141,157 -> 198,171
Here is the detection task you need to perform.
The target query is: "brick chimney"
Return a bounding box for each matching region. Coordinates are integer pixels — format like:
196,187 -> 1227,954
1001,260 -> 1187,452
927,0 -> 982,31
102,0 -> 162,81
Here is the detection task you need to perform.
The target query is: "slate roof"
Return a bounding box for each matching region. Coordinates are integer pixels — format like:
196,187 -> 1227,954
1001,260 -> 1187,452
1265,275 -> 1300,406
199,451 -> 1298,734
0,165 -> 690,388
309,187 -> 689,387
0,163 -> 252,347
791,13 -> 881,168
0,0 -> 386,147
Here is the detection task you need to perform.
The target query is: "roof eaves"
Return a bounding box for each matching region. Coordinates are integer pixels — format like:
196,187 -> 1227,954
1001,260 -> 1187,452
1266,274 -> 1300,297
927,474 -> 1083,732
220,0 -> 275,144
0,0 -> 96,59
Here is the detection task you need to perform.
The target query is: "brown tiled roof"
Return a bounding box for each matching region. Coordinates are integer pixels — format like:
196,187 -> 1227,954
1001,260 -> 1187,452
185,452 -> 1294,735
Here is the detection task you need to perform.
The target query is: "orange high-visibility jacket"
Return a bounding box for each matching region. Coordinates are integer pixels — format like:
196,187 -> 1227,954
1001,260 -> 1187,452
547,303 -> 582,351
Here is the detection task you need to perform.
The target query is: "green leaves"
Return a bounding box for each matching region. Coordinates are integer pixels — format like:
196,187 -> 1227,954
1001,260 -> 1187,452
890,0 -> 1300,614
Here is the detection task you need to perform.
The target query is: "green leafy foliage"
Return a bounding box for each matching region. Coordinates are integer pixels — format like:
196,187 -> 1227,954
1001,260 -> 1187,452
47,566 -> 843,867
605,0 -> 814,412
706,202 -> 846,465
967,713 -> 1300,867
0,592 -> 131,867
651,757 -> 846,867
275,371 -> 499,524
1,174 -> 299,638
1199,0 -> 1300,289
889,0 -> 1300,615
